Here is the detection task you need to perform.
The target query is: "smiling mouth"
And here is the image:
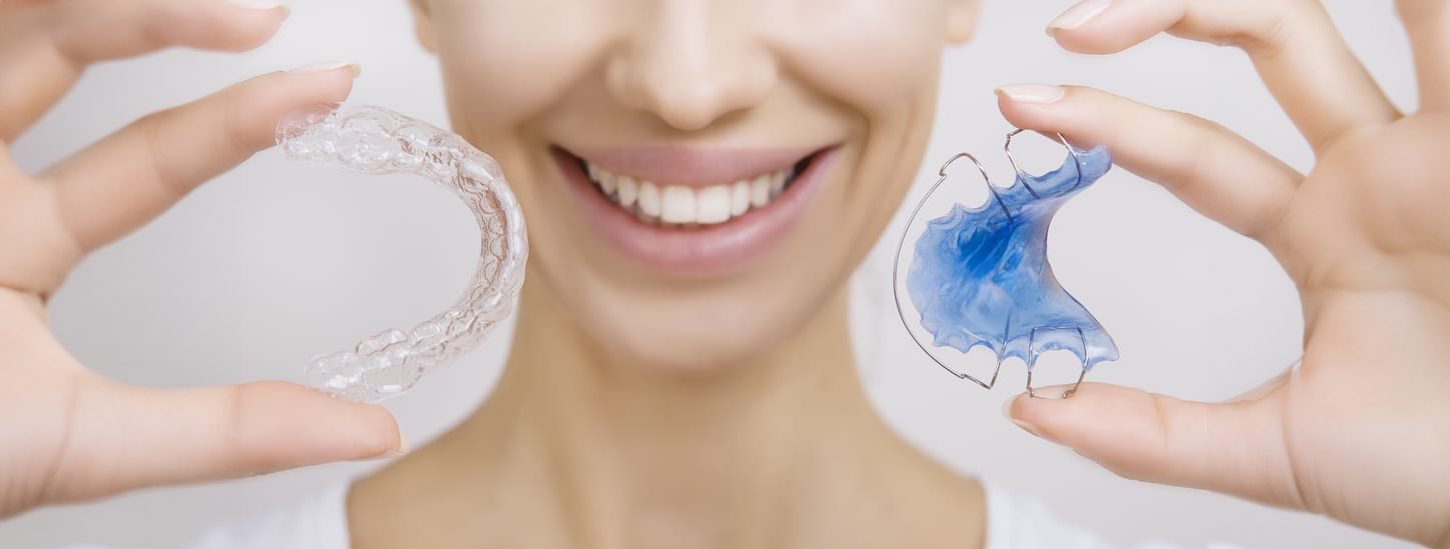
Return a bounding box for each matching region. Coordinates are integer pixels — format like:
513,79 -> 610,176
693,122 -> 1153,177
559,148 -> 818,227
550,144 -> 837,276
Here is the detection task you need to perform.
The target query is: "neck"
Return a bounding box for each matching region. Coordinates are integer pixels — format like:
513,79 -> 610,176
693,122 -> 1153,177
353,277 -> 985,549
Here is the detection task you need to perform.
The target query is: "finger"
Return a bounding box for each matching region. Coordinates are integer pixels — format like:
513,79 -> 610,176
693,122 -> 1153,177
0,155 -> 82,299
1398,0 -> 1450,111
1046,0 -> 1400,153
998,84 -> 1301,241
0,0 -> 290,141
45,377 -> 401,504
1005,382 -> 1306,511
38,64 -> 359,268
1226,357 -> 1298,403
0,141 -> 84,299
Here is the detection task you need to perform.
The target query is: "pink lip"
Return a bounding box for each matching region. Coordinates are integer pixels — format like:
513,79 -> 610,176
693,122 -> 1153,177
568,146 -> 818,187
553,146 -> 837,277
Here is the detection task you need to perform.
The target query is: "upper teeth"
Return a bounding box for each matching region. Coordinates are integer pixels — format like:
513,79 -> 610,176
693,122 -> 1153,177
585,162 -> 793,226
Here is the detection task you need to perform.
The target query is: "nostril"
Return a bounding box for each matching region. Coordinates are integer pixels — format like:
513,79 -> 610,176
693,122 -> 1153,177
613,65 -> 745,131
605,40 -> 777,132
652,83 -> 737,131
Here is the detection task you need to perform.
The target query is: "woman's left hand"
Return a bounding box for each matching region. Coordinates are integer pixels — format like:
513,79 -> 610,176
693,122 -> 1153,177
999,1 -> 1450,547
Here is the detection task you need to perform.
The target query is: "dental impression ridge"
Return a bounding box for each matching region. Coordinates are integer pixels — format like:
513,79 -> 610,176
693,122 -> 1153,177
276,104 -> 528,402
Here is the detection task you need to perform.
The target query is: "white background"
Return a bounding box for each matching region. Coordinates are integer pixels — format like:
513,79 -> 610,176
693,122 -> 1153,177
0,1 -> 1423,548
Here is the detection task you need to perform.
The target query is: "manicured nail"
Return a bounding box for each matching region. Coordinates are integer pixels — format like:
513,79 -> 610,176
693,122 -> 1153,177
1002,396 -> 1060,444
996,84 -> 1065,104
1047,0 -> 1111,34
1002,397 -> 1031,432
226,0 -> 290,15
289,61 -> 362,79
394,434 -> 409,457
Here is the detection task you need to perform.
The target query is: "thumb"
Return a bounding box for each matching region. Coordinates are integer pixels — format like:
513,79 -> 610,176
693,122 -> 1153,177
45,376 -> 402,505
1005,382 -> 1306,510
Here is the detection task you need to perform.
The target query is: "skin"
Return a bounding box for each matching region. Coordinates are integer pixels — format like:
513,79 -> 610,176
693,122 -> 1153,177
351,1 -> 988,547
0,0 -> 1447,548
0,0 -> 402,516
412,0 -> 976,371
1005,2 -> 1450,547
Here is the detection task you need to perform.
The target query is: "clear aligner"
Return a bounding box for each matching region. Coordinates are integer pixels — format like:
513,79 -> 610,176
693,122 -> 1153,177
276,104 -> 528,403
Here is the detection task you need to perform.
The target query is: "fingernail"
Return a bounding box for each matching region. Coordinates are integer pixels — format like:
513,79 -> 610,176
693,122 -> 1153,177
226,0 -> 290,15
1002,396 -> 1061,444
393,434 -> 409,457
1048,0 -> 1111,34
289,61 -> 362,79
1002,397 -> 1035,434
996,84 -> 1065,104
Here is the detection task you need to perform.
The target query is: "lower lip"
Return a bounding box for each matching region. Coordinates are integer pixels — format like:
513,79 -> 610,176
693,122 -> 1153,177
554,148 -> 837,277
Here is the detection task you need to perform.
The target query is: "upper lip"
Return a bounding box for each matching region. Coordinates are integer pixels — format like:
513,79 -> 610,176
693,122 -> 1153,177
559,146 -> 821,187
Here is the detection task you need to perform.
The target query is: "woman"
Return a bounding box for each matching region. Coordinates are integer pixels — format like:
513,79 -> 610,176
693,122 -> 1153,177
1,0 -> 1448,547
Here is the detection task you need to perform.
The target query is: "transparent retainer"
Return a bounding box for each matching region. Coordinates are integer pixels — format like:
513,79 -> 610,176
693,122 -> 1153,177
276,104 -> 528,403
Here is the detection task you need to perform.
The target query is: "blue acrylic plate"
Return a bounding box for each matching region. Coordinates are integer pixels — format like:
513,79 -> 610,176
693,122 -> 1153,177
892,131 -> 1117,397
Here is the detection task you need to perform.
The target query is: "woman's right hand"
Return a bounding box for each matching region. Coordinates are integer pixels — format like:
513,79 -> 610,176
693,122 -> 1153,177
1001,1 -> 1450,547
0,0 -> 400,519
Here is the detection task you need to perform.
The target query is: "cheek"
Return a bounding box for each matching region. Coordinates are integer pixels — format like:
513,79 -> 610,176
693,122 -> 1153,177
429,1 -> 611,132
769,0 -> 949,113
427,2 -> 611,296
769,1 -> 949,246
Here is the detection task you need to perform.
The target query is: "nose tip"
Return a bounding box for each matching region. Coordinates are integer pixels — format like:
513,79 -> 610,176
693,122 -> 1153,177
605,13 -> 776,132
609,56 -> 774,131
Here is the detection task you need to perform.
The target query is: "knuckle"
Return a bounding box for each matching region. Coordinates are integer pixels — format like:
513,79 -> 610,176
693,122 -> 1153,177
1181,0 -> 1315,58
1171,110 -> 1224,170
1174,109 -> 1226,135
224,383 -> 286,476
222,384 -> 248,452
221,383 -> 280,476
219,92 -> 251,155
1247,0 -> 1327,58
137,109 -> 187,199
1239,11 -> 1293,59
0,182 -> 83,295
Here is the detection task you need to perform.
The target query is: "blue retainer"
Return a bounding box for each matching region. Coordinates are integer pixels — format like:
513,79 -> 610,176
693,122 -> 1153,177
906,145 -> 1117,372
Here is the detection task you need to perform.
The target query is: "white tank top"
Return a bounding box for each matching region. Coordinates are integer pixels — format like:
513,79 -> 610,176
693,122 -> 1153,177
61,482 -> 1243,549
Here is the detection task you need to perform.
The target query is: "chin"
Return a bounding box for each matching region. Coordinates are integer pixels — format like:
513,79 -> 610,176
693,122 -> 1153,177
565,273 -> 830,374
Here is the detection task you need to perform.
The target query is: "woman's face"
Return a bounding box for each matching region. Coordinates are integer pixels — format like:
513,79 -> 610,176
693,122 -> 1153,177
412,0 -> 978,370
